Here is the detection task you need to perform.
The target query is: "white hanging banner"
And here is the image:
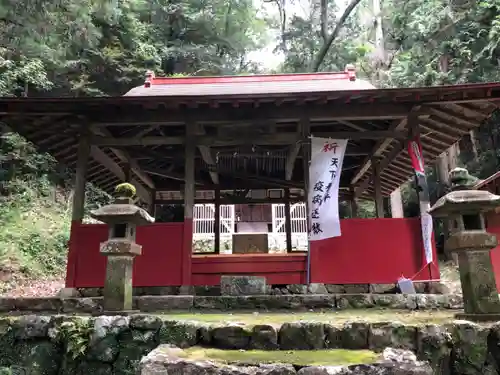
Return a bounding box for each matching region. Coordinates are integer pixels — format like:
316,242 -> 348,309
308,137 -> 348,241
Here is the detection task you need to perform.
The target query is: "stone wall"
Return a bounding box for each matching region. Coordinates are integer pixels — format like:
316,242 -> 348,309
0,294 -> 463,314
1,314 -> 500,374
78,281 -> 449,297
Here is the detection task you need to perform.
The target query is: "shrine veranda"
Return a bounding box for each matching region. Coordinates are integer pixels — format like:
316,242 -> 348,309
2,68 -> 500,291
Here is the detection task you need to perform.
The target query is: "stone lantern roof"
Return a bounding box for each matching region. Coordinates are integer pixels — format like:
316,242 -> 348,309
90,203 -> 154,225
429,190 -> 500,218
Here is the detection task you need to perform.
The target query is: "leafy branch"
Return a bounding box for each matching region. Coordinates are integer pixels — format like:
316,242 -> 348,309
310,0 -> 363,72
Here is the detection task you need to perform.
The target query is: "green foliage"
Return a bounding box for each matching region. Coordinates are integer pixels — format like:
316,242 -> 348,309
0,0 -> 269,97
0,132 -> 109,280
115,182 -> 137,198
59,319 -> 94,360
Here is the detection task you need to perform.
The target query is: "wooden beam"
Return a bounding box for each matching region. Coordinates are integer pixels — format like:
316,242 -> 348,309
91,126 -> 155,189
214,187 -> 221,254
285,188 -> 293,253
182,121 -> 195,283
354,139 -> 407,196
195,123 -> 219,184
285,123 -> 302,180
92,130 -> 407,147
89,146 -> 151,204
424,107 -> 478,129
372,157 -> 384,217
72,133 -> 90,221
337,120 -> 368,132
350,118 -> 410,186
143,167 -> 204,186
285,143 -> 301,180
445,103 -> 489,120
90,102 -> 412,126
419,117 -> 467,136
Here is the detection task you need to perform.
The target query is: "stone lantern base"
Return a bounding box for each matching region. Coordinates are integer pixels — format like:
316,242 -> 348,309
99,240 -> 142,315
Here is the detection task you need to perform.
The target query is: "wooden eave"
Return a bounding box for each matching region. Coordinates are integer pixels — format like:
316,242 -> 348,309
1,81 -> 499,201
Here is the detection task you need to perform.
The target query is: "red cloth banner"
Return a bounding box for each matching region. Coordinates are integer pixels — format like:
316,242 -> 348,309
407,137 -> 434,264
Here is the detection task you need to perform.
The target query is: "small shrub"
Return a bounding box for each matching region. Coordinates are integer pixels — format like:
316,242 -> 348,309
114,183 -> 136,198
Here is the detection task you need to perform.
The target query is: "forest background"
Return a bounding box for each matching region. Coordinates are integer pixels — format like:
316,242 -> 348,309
0,0 -> 498,293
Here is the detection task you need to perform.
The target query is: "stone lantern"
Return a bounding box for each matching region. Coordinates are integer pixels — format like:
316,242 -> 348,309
91,183 -> 154,314
429,169 -> 500,321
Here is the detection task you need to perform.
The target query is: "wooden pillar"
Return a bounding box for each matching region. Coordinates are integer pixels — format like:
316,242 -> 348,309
372,157 -> 384,218
301,117 -> 311,284
285,188 -> 293,253
67,131 -> 90,288
71,133 -> 90,221
151,190 -> 157,218
214,186 -> 221,254
348,187 -> 357,218
182,122 -> 195,285
124,163 -> 131,182
390,187 -> 404,218
301,118 -> 311,214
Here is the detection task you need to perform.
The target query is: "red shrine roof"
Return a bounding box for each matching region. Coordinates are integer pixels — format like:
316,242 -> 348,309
124,65 -> 377,97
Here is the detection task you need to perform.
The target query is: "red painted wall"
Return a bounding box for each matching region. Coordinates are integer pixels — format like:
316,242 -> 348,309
68,222 -> 185,287
192,254 -> 306,285
485,212 -> 500,291
67,217 -> 438,287
309,218 -> 439,284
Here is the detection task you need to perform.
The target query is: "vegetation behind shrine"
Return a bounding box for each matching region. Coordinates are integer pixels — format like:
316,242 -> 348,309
2,0 -> 500,287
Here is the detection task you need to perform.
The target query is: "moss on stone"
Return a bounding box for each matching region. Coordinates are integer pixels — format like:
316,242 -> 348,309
181,347 -> 380,366
162,309 -> 456,326
114,183 -> 136,198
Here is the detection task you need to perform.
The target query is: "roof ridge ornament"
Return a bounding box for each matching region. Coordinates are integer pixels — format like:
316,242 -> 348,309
144,70 -> 155,88
345,64 -> 356,81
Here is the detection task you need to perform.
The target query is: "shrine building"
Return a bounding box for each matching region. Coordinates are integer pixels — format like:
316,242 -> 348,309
2,66 -> 500,289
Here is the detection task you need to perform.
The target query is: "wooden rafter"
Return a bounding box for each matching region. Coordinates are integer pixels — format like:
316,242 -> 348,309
92,130 -> 408,147
195,123 -> 219,184
350,113 -> 412,187
90,103 -> 411,126
354,139 -> 407,196
426,107 -> 479,129
89,146 -> 151,204
91,125 -> 155,190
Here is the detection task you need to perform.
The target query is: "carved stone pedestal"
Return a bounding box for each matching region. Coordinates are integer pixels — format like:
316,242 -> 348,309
100,240 -> 142,313
429,185 -> 500,322
220,275 -> 267,296
91,186 -> 154,315
450,232 -> 500,319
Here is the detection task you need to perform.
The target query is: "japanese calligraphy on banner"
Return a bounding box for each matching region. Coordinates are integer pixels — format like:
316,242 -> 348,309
308,137 -> 348,241
407,137 -> 434,264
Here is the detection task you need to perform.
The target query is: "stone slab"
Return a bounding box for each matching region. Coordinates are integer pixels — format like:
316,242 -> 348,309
220,275 -> 267,296
94,310 -> 140,316
0,293 -> 464,313
454,312 -> 500,322
76,281 -> 451,296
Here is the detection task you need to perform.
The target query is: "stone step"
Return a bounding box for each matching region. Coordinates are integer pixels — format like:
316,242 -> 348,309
139,345 -> 433,375
77,281 -> 450,297
0,293 -> 464,314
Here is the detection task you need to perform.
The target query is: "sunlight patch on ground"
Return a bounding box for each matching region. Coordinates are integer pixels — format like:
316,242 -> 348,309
165,309 -> 456,326
181,347 -> 380,366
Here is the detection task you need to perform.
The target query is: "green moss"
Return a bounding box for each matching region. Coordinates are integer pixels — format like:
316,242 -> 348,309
181,347 -> 380,366
160,309 -> 456,326
114,183 -> 136,198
